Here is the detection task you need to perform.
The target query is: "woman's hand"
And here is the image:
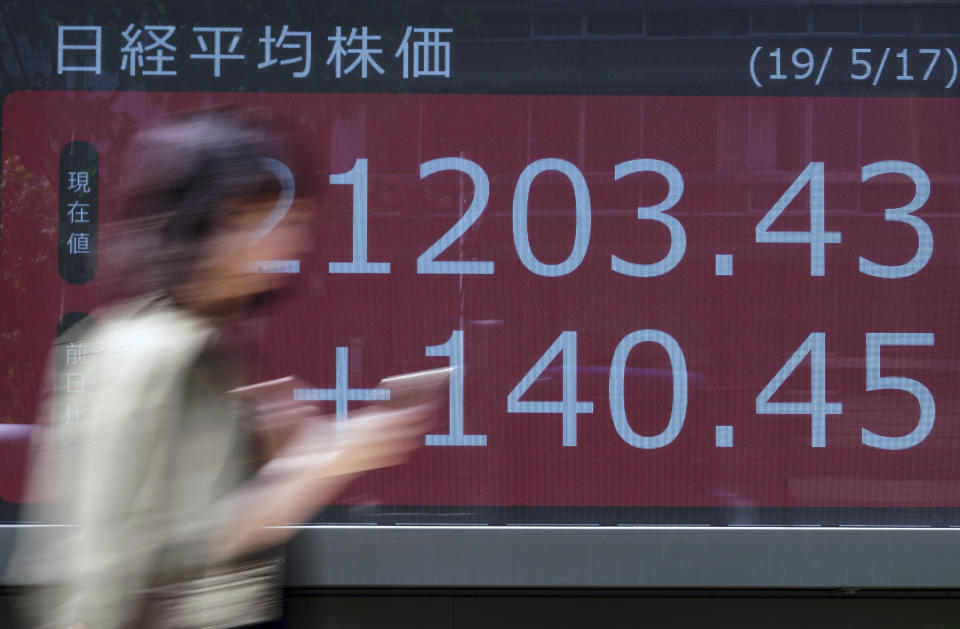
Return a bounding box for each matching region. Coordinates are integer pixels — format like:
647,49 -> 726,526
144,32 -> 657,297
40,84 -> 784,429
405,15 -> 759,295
267,401 -> 437,478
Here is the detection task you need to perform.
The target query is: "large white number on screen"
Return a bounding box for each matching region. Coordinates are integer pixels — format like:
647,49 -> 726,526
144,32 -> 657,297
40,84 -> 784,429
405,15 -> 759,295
328,158 -> 391,274
418,158 -> 494,275
611,159 -> 686,277
609,330 -> 687,448
507,331 -> 594,446
862,333 -> 935,450
755,162 -> 841,276
252,158 -> 295,243
756,333 -> 842,447
425,330 -> 486,446
513,159 -> 591,277
249,158 -> 300,272
859,161 -> 932,279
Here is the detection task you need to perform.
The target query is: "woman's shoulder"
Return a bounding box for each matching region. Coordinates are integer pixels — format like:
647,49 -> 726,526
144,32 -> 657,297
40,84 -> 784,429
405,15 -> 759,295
85,294 -> 219,377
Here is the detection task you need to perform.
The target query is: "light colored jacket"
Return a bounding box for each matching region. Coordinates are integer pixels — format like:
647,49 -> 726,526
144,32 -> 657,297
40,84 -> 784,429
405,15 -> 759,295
13,296 -> 280,628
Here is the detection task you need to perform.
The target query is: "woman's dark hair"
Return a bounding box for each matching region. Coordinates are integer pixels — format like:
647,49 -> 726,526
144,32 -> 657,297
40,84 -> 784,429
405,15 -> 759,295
105,107 -> 311,299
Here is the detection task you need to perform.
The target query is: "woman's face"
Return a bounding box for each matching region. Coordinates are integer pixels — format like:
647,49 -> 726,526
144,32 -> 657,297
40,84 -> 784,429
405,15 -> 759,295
183,192 -> 311,318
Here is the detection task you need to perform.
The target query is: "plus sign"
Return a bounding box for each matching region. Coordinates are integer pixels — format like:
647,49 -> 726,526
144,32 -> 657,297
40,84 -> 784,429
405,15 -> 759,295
294,347 -> 390,420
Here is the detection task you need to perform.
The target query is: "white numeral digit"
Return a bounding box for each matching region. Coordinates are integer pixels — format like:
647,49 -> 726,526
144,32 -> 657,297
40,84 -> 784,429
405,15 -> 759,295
851,48 -> 872,80
425,330 -> 486,446
418,158 -> 494,275
252,158 -> 295,243
609,330 -> 687,449
328,158 -> 391,274
755,162 -> 841,276
792,48 -> 815,80
506,331 -> 593,446
513,159 -> 591,277
611,159 -> 686,277
859,161 -> 932,279
769,48 -> 786,79
862,333 -> 935,450
919,48 -> 940,81
896,49 -> 913,80
756,333 -> 842,447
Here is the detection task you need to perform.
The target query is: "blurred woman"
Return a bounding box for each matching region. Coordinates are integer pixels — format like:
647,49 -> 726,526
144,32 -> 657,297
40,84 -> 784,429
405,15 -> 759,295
14,108 -> 432,629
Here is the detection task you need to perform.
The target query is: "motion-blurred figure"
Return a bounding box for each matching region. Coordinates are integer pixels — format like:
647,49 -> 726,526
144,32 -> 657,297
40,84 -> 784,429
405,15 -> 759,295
12,108 -> 433,629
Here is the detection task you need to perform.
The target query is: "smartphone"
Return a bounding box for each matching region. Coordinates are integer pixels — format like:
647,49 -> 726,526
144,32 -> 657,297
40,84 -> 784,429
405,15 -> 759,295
228,376 -> 317,457
377,366 -> 455,407
229,375 -> 298,398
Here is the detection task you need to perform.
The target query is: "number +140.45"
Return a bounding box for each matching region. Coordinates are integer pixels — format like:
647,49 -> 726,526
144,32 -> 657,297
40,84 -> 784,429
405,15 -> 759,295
297,330 -> 935,451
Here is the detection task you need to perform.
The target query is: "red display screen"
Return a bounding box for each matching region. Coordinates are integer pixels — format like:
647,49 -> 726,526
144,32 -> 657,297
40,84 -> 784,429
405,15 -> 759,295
3,90 -> 960,521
